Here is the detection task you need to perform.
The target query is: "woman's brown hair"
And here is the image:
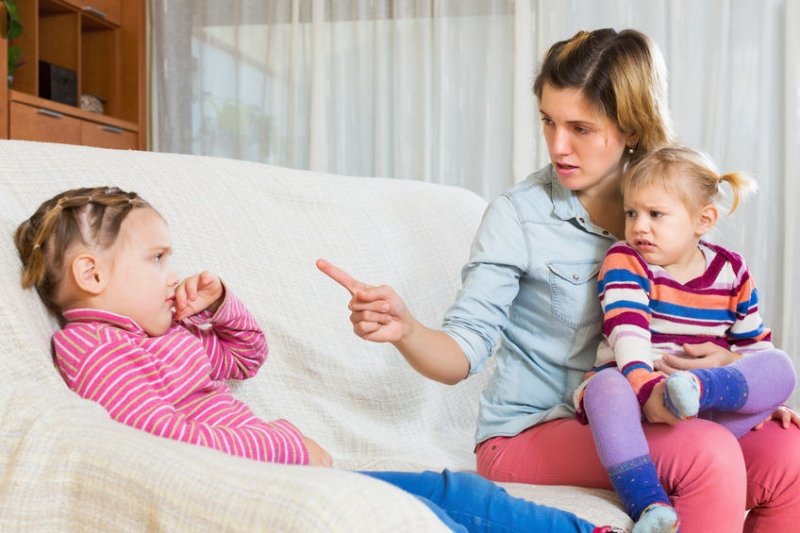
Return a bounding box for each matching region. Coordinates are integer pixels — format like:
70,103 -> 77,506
533,28 -> 676,157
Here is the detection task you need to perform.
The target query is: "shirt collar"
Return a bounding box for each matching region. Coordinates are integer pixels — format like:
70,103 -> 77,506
545,165 -> 588,222
62,308 -> 146,335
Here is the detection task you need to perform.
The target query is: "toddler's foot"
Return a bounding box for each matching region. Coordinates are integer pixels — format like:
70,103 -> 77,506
631,503 -> 680,533
593,527 -> 627,533
665,371 -> 702,420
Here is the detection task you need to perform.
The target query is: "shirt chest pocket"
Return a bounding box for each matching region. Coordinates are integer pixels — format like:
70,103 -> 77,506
547,260 -> 603,328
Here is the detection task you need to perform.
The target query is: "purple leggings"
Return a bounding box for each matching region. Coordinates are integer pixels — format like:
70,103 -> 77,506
584,350 -> 795,470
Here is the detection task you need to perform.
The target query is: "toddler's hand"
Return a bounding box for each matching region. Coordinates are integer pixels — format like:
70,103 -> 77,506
643,381 -> 681,426
303,436 -> 333,467
173,271 -> 224,320
753,405 -> 800,431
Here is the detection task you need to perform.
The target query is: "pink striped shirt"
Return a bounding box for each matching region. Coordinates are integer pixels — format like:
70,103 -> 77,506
53,291 -> 308,465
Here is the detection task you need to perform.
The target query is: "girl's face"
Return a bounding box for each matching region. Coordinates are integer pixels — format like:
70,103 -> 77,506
100,208 -> 180,336
623,183 -> 709,276
539,84 -> 635,198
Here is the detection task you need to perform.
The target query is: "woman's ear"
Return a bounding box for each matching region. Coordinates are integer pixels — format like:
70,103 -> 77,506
696,204 -> 719,236
70,254 -> 107,295
626,133 -> 640,151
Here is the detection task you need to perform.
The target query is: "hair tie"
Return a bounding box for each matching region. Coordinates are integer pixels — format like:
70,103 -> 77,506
32,244 -> 41,250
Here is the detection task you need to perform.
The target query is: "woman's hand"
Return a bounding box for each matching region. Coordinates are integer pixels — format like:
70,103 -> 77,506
753,405 -> 800,431
303,436 -> 333,467
642,381 -> 681,426
316,258 -> 470,384
173,271 -> 224,321
316,259 -> 410,343
654,342 -> 742,375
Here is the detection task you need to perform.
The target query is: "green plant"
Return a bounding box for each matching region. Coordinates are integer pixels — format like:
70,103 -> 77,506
4,0 -> 22,88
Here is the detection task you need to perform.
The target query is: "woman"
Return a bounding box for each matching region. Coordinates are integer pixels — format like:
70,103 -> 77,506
318,28 -> 800,533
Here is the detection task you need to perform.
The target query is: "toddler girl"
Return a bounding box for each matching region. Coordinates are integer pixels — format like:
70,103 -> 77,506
575,146 -> 797,533
16,186 -> 623,533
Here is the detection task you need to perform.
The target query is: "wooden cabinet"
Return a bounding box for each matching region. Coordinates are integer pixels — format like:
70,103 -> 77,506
0,0 -> 145,150
9,100 -> 82,145
64,0 -> 122,26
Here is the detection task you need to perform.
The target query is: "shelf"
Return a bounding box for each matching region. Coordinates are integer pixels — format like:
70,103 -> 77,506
1,0 -> 145,149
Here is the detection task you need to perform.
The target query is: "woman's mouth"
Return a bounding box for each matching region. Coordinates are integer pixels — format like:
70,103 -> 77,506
554,161 -> 578,175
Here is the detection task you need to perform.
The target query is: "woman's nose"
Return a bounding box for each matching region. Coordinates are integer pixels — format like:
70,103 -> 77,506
549,128 -> 571,155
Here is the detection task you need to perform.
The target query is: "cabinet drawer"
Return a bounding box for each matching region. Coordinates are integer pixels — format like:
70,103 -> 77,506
81,121 -> 137,150
9,102 -> 82,145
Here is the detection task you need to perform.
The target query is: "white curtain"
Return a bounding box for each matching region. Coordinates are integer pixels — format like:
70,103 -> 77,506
150,0 -> 800,405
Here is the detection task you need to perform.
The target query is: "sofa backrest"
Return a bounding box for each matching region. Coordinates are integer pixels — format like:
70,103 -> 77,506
0,140 -> 491,473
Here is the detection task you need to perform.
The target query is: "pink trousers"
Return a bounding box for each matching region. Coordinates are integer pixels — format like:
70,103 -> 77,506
476,418 -> 800,533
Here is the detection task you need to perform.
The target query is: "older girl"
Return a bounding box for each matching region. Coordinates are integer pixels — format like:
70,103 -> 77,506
15,185 -> 622,533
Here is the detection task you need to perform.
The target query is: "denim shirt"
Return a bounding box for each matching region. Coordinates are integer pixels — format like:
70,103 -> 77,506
442,165 -> 618,444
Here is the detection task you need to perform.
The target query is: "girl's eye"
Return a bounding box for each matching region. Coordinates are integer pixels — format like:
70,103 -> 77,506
650,212 -> 663,218
154,254 -> 163,263
540,116 -> 554,126
624,210 -> 635,218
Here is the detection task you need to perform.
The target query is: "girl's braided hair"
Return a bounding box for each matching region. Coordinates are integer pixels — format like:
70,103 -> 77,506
14,186 -> 150,323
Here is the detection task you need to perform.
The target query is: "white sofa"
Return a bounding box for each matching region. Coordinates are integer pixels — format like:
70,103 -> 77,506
0,140 -> 632,532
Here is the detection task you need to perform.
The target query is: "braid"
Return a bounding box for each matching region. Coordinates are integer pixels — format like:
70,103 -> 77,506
15,186 -> 151,320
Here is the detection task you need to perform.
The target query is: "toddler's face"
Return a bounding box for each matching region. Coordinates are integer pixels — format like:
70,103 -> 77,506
623,184 -> 704,272
101,208 -> 180,336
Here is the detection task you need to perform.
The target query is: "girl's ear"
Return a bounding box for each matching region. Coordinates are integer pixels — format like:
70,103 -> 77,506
696,204 -> 719,236
71,254 -> 107,295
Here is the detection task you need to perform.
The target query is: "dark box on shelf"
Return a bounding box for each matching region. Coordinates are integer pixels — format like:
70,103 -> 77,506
39,61 -> 78,107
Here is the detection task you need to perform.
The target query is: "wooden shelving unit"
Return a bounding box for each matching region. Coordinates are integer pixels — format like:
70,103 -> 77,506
0,0 -> 145,150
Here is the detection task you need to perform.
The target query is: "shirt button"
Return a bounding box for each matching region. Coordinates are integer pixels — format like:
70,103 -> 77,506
602,231 -> 609,235
578,217 -> 585,223
573,274 -> 580,280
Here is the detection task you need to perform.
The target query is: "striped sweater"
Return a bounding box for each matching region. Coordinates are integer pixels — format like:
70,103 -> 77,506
53,290 -> 309,465
582,240 -> 773,408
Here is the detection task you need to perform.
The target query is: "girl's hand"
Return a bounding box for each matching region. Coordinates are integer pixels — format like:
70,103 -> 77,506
303,436 -> 333,467
642,381 -> 681,426
316,259 -> 410,343
753,405 -> 800,431
654,342 -> 742,375
173,271 -> 224,320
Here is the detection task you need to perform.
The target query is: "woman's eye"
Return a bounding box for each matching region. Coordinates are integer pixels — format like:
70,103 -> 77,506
540,116 -> 554,126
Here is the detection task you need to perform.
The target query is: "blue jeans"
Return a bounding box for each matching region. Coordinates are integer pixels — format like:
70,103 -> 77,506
359,469 -> 598,533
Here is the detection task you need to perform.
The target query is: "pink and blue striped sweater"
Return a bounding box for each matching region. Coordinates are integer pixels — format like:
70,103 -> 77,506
575,240 -> 773,410
53,291 -> 308,465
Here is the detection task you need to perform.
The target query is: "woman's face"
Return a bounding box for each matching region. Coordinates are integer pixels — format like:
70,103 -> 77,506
539,84 -> 635,197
